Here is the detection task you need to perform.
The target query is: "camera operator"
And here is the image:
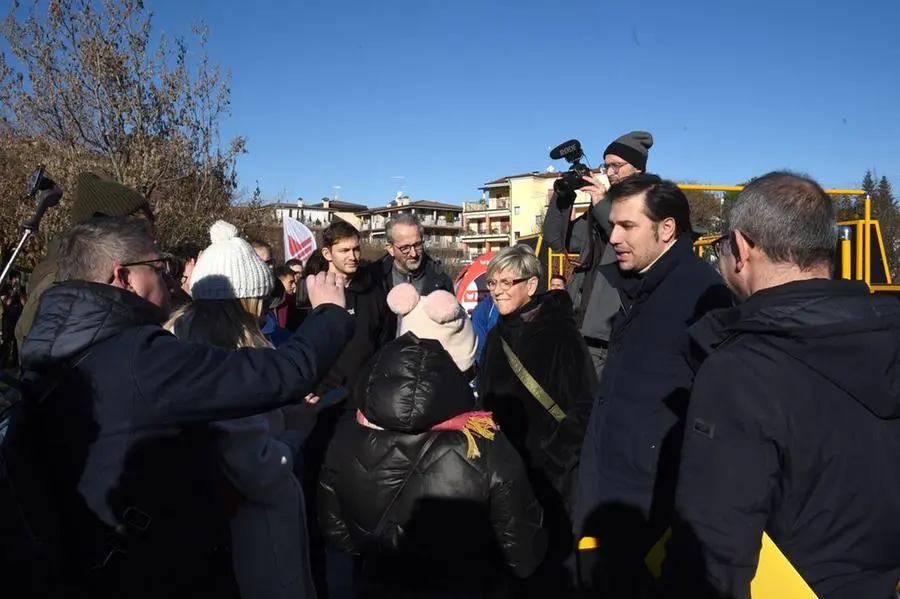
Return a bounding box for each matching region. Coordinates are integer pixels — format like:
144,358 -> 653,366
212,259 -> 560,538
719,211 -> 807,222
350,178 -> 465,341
15,172 -> 156,351
542,131 -> 653,380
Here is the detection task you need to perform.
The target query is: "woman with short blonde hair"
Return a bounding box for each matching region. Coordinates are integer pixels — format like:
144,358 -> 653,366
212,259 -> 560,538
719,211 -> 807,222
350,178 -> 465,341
478,244 -> 597,593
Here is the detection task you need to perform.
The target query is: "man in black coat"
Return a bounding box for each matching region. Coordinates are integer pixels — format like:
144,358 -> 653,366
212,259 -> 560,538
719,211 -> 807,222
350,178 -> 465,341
660,172 -> 900,599
18,216 -> 354,599
573,175 -> 732,594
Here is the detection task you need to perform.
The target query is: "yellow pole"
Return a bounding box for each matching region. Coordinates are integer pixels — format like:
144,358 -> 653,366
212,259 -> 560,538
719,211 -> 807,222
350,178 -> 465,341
856,223 -> 864,281
677,184 -> 865,197
864,196 -> 872,288
841,239 -> 852,280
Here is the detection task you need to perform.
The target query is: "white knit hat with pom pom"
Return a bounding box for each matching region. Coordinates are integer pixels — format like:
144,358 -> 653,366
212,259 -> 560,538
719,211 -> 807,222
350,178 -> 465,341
386,283 -> 477,372
189,220 -> 274,300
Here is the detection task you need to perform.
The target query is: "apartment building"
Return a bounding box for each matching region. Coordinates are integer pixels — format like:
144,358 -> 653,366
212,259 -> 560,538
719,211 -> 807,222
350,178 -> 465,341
461,167 -> 592,259
357,193 -> 463,248
271,198 -> 368,230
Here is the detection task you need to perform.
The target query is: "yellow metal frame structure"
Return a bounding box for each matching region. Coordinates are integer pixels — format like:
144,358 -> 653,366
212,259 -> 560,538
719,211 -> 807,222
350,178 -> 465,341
541,184 -> 897,293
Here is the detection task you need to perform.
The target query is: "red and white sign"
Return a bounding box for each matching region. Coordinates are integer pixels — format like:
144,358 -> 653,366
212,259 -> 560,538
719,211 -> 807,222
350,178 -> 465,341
454,251 -> 496,314
283,216 -> 316,262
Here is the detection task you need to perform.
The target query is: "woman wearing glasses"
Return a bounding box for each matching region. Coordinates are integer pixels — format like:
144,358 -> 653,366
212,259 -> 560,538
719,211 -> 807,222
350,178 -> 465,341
478,245 -> 597,598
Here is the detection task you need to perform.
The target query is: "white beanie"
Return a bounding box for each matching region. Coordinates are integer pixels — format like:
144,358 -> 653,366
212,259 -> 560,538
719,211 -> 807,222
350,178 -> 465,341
387,283 -> 477,372
189,220 -> 273,300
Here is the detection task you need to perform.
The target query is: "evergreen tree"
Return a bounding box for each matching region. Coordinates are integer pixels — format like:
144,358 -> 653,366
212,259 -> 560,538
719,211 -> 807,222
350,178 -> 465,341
862,170 -> 877,197
872,177 -> 900,278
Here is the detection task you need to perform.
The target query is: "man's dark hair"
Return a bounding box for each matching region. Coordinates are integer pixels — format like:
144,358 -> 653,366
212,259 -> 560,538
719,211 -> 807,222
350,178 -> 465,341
322,221 -> 360,248
273,265 -> 294,280
607,173 -> 692,236
285,258 -> 302,269
301,250 -> 329,277
172,242 -> 202,262
551,274 -> 566,283
170,242 -> 202,281
729,171 -> 837,270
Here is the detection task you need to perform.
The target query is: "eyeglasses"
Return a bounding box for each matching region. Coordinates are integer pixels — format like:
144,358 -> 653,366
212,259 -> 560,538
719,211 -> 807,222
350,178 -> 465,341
486,277 -> 530,291
393,241 -> 424,255
121,254 -> 176,278
602,161 -> 629,173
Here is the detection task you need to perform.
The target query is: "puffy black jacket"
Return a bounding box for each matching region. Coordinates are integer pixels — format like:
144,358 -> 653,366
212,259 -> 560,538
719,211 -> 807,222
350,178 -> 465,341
661,279 -> 900,599
18,281 -> 354,598
319,333 -> 547,598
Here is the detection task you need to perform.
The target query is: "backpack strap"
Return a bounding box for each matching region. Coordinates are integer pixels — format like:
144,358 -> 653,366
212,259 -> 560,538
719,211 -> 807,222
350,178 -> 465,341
501,337 -> 567,423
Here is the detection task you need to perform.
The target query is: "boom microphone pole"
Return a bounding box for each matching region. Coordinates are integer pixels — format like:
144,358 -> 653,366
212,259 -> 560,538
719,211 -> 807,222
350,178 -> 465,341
0,166 -> 63,288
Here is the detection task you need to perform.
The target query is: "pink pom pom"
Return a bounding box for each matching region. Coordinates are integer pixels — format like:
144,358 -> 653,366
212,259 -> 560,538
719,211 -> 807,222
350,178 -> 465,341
386,283 -> 420,316
423,290 -> 463,325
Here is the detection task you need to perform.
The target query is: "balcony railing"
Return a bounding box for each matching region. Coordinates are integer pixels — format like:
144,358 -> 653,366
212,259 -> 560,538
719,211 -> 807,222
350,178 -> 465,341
359,217 -> 461,231
425,237 -> 462,249
463,197 -> 510,212
464,224 -> 511,235
421,217 -> 463,228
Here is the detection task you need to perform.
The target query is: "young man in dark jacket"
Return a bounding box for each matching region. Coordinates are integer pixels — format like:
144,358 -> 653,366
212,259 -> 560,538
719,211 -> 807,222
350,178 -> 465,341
315,221 -> 392,403
573,175 -> 732,595
17,216 -> 353,599
303,220 -> 393,596
660,172 -> 900,599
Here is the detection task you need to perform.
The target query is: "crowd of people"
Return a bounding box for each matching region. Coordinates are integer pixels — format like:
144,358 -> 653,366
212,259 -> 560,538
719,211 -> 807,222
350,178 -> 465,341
1,131 -> 899,599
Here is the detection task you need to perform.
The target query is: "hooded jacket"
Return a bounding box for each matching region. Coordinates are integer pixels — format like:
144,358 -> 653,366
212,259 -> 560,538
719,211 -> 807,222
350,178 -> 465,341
19,281 -> 353,594
319,333 -> 546,598
661,279 -> 900,599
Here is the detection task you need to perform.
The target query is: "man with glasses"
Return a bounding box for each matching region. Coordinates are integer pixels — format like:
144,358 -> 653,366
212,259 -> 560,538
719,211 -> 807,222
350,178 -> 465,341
541,131 -> 654,382
15,172 -> 157,350
16,215 -> 354,598
373,213 -> 453,335
660,172 -> 900,599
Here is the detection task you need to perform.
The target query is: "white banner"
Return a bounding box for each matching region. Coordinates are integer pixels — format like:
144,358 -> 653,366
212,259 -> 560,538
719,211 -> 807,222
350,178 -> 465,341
283,216 -> 316,263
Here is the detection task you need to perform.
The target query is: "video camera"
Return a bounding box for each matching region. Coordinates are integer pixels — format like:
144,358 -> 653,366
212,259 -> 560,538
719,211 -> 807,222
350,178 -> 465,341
0,166 -> 63,288
550,139 -> 592,195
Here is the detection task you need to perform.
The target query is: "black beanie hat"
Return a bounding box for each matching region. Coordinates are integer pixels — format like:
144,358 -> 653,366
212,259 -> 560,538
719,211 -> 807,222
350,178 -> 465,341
70,172 -> 151,225
603,131 -> 654,172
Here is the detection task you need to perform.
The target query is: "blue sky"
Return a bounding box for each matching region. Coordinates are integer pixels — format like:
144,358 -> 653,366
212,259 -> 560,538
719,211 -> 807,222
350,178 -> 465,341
151,0 -> 898,206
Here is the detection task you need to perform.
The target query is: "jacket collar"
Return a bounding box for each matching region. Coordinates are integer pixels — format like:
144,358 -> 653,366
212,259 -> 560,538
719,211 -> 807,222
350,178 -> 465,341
605,236 -> 695,302
688,278 -> 874,356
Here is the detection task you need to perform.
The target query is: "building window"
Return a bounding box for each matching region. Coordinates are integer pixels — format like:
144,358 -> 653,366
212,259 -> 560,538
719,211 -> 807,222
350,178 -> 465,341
513,206 -> 521,215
